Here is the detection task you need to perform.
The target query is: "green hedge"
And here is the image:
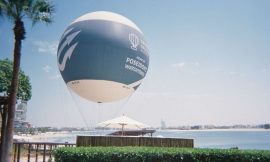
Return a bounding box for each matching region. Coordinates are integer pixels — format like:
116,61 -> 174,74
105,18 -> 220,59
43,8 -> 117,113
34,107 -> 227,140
54,147 -> 270,162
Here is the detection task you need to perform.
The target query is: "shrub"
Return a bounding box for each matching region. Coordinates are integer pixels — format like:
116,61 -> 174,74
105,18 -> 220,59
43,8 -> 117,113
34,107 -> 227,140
54,147 -> 270,162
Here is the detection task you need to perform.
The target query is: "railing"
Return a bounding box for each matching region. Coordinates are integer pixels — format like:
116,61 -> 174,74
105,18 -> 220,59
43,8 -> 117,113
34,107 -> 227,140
13,141 -> 76,162
13,136 -> 194,161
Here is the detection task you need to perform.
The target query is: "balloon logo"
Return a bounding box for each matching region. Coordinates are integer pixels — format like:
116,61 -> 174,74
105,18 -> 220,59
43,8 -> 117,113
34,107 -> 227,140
57,11 -> 149,103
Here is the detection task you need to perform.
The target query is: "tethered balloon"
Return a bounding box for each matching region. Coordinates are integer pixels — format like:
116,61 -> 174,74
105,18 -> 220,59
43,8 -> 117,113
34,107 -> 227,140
57,11 -> 149,103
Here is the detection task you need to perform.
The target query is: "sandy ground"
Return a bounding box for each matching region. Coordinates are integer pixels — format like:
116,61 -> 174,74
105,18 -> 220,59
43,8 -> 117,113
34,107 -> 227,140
13,131 -> 73,162
14,131 -> 72,142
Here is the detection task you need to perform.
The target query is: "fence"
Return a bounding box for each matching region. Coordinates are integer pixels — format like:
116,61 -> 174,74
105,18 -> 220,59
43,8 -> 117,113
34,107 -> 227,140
13,141 -> 75,162
12,136 -> 193,161
77,136 -> 194,148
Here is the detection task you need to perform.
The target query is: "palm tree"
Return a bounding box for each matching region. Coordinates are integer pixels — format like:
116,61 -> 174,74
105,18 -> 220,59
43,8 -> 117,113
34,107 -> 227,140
0,0 -> 54,161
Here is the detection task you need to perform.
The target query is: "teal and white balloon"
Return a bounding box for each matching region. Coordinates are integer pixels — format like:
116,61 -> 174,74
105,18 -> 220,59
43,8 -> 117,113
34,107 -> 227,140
57,11 -> 149,103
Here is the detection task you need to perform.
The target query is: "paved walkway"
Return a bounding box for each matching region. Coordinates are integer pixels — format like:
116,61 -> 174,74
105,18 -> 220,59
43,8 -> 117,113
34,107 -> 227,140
16,156 -> 53,162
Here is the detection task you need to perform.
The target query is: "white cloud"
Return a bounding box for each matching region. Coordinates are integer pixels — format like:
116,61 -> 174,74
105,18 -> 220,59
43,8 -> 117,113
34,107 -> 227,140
193,61 -> 200,67
171,61 -> 200,71
229,71 -> 237,75
215,68 -> 223,72
49,74 -> 61,80
42,65 -> 52,73
261,67 -> 270,73
171,62 -> 186,70
33,40 -> 58,55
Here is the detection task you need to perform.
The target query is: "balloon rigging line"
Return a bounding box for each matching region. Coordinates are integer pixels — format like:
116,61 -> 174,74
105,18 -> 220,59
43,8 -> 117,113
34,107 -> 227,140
112,94 -> 132,118
57,12 -> 149,134
97,103 -> 104,135
56,78 -> 72,128
97,103 -> 103,124
68,88 -> 90,130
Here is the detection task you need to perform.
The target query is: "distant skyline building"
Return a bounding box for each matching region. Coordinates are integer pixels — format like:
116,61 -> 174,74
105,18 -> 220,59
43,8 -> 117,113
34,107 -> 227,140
161,119 -> 166,129
14,101 -> 30,128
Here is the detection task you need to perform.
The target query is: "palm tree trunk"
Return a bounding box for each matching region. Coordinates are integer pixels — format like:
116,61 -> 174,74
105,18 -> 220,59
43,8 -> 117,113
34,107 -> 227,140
0,105 -> 8,159
0,19 -> 25,162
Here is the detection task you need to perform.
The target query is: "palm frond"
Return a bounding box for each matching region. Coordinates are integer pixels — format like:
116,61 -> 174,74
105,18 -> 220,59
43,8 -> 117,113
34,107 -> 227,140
0,0 -> 8,17
0,0 -> 21,20
0,0 -> 54,24
28,0 -> 55,25
0,0 -> 3,17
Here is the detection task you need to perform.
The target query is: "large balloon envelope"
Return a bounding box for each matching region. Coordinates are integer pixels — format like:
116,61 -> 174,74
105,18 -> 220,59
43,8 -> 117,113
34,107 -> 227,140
57,11 -> 149,103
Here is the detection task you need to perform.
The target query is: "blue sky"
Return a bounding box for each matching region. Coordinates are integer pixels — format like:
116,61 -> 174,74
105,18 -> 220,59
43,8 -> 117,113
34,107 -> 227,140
0,0 -> 270,127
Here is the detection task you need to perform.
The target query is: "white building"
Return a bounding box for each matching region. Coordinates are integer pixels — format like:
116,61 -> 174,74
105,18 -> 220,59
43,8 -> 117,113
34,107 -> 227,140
14,101 -> 28,128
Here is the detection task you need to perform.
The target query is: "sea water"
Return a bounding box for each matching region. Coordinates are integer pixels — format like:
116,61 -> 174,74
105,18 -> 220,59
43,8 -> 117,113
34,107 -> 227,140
155,129 -> 270,150
38,129 -> 270,150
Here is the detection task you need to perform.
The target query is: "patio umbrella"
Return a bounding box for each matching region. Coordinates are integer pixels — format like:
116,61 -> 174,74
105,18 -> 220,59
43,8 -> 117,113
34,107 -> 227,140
97,115 -> 150,135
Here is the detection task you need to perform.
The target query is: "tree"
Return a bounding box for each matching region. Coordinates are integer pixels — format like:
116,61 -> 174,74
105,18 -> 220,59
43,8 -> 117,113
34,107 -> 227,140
0,1 -> 54,161
0,59 -> 32,160
0,58 -> 32,156
0,58 -> 32,101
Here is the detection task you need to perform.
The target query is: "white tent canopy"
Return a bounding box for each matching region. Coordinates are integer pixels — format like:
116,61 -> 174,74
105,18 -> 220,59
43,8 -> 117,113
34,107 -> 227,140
97,115 -> 150,130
